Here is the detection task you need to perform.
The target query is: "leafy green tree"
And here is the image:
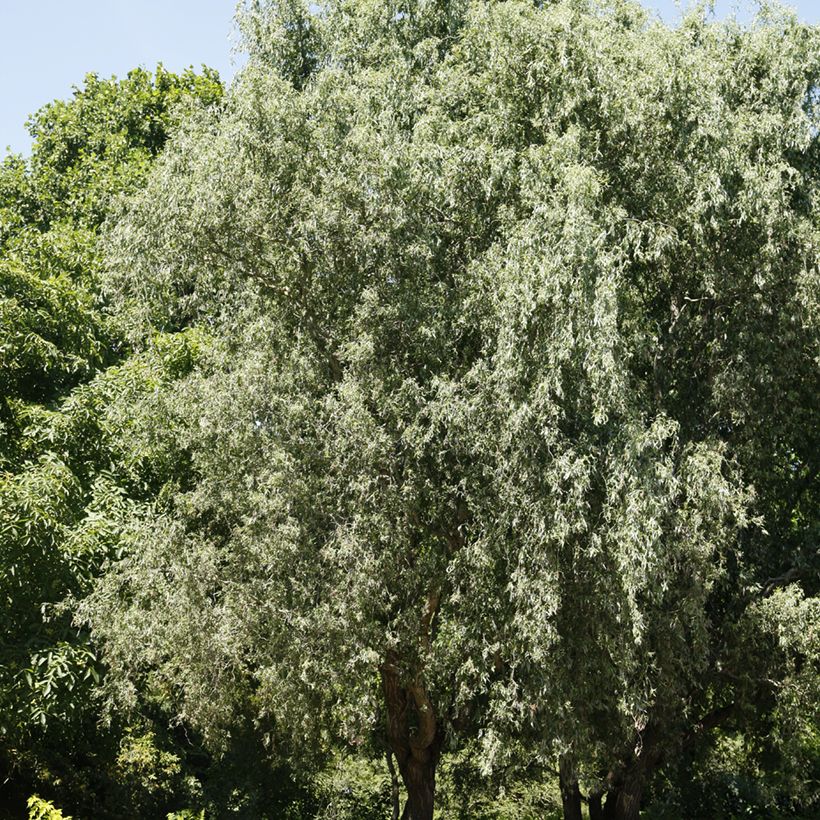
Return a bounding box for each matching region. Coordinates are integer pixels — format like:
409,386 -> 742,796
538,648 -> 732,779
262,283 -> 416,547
83,2 -> 819,818
0,65 -> 223,816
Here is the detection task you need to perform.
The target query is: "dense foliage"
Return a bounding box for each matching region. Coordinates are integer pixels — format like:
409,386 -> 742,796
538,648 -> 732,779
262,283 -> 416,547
0,65 -> 229,818
2,2 -> 819,819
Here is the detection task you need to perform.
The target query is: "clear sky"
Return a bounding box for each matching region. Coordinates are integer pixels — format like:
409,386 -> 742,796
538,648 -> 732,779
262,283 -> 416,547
1,1 -> 819,157
0,1 -> 241,156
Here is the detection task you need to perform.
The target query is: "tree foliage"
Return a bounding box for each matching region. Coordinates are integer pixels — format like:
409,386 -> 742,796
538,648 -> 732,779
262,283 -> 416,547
0,65 -> 224,818
78,2 -> 820,819
0,2 -> 817,818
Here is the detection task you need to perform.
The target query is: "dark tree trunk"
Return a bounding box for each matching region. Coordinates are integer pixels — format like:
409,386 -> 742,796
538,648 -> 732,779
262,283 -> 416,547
559,756 -> 583,820
607,727 -> 660,820
613,764 -> 646,820
588,790 -> 605,820
382,654 -> 442,820
603,787 -> 620,820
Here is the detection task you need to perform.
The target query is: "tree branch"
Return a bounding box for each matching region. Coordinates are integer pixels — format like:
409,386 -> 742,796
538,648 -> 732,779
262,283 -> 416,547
763,567 -> 804,596
407,680 -> 438,752
682,702 -> 736,749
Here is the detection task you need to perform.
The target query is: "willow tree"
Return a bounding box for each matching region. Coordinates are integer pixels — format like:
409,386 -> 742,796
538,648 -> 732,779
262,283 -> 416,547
85,2 -> 819,818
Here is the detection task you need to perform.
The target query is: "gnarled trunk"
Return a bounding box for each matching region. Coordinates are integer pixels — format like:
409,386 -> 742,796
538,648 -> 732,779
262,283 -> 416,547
382,654 -> 442,820
606,728 -> 660,820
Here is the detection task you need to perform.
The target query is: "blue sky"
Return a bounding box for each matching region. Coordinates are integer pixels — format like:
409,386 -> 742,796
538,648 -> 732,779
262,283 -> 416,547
0,1 -> 241,156
1,1 -> 819,156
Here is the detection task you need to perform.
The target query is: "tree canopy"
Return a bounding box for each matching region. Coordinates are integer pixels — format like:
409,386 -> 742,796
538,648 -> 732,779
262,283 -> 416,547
0,64 -> 225,818
78,2 -> 820,819
2,2 -> 819,819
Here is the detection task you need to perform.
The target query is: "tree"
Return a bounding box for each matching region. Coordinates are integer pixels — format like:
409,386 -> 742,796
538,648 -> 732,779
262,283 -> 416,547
0,65 -> 223,816
84,2 -> 819,818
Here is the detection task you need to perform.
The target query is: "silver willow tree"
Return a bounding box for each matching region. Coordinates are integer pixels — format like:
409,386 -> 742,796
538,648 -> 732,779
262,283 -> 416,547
83,2 -> 819,818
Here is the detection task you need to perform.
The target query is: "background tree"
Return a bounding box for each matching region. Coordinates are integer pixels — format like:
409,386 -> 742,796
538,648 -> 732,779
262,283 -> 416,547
0,66 -> 225,818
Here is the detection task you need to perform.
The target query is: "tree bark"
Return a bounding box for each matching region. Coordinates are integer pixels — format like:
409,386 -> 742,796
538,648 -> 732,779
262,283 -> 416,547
608,727 -> 660,820
397,748 -> 438,820
588,789 -> 605,820
559,755 -> 583,820
382,654 -> 442,820
613,767 -> 644,820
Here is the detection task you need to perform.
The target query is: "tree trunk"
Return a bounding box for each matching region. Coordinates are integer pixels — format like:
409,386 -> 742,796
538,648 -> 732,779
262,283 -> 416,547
382,654 -> 442,820
588,790 -> 605,820
397,748 -> 438,820
603,787 -> 620,819
607,728 -> 659,820
559,755 -> 583,820
613,765 -> 645,820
